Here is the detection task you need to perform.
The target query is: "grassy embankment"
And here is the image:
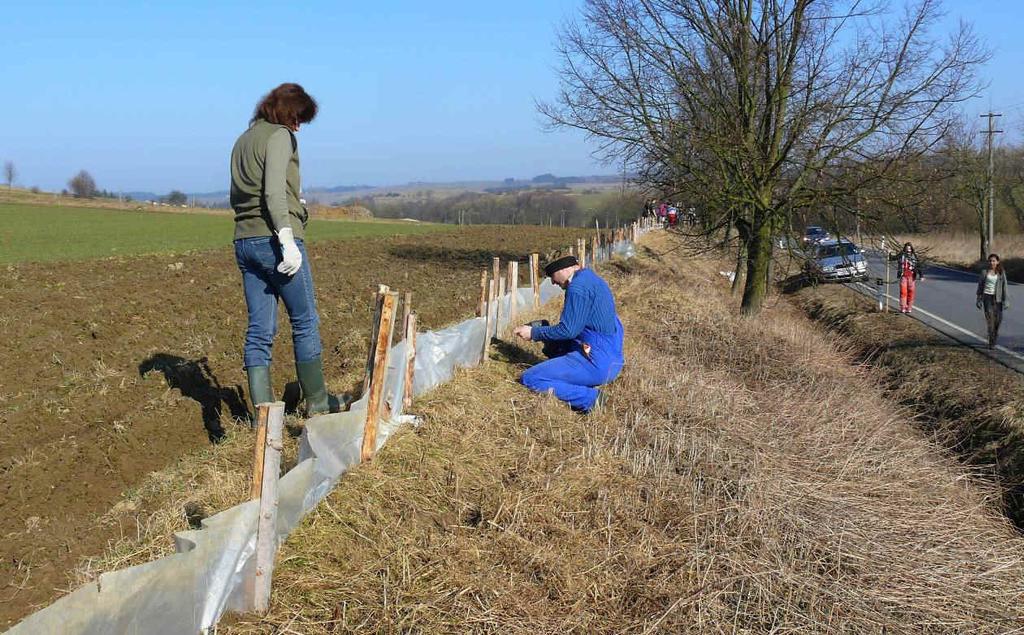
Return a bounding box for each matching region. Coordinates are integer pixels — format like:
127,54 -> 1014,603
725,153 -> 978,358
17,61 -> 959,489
794,281 -> 1024,526
208,232 -> 1023,632
0,202 -> 445,264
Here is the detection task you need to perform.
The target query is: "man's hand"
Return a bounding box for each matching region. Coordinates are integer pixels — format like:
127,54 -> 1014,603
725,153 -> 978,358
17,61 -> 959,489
512,325 -> 532,340
277,227 -> 302,276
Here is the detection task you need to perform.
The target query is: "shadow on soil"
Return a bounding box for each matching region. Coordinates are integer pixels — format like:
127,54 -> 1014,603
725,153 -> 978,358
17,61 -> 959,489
491,338 -> 546,368
138,354 -> 249,443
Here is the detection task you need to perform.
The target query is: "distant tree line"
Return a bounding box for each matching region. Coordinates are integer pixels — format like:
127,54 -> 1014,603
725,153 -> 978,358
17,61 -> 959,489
348,189 -> 646,228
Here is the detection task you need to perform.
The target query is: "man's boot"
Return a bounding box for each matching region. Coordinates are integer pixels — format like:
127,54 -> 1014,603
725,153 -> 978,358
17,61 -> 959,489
246,366 -> 274,420
295,356 -> 331,416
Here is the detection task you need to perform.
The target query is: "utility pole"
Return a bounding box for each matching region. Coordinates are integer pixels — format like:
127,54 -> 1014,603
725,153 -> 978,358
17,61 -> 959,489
980,112 -> 1003,255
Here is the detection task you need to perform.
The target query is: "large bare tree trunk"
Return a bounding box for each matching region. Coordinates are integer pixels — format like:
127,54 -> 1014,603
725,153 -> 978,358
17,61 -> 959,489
741,218 -> 773,315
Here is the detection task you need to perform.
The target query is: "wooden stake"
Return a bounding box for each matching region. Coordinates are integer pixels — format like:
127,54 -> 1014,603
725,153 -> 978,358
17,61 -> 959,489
477,269 -> 487,317
401,291 -> 412,337
482,278 -> 495,364
253,401 -> 284,614
492,256 -> 500,291
362,285 -> 389,395
361,290 -> 398,462
249,404 -> 270,500
578,238 -> 586,267
508,261 -> 518,326
592,236 -> 599,264
530,253 -> 540,309
402,313 -> 417,410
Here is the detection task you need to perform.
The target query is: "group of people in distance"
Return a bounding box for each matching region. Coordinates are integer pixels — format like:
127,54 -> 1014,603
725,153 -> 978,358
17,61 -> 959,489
229,83 -> 625,420
644,198 -> 695,228
891,242 -> 1010,350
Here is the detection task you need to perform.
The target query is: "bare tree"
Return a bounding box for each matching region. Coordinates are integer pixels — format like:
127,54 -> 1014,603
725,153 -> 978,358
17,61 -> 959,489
68,170 -> 98,198
541,0 -> 988,314
3,161 -> 14,189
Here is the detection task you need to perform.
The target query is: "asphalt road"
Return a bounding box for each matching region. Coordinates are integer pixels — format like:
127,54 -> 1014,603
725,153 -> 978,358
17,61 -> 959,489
848,251 -> 1024,372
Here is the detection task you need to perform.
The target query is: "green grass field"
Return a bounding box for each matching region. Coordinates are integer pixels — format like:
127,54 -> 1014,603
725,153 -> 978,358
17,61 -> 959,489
0,203 -> 445,264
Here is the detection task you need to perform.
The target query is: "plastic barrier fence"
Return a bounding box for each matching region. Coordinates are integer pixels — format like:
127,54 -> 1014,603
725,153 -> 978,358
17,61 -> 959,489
7,237 -> 643,635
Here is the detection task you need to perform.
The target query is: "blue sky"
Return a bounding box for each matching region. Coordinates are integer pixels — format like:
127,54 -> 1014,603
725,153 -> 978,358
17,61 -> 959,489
1,0 -> 1022,194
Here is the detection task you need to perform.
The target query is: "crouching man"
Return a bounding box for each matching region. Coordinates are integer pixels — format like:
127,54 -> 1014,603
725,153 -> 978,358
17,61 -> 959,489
512,255 -> 624,412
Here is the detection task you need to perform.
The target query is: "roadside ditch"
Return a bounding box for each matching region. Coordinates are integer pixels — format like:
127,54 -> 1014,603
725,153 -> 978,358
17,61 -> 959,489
792,283 -> 1024,527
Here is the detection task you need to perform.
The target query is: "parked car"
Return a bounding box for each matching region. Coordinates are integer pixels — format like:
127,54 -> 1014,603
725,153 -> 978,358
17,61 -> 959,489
802,225 -> 831,245
804,239 -> 868,282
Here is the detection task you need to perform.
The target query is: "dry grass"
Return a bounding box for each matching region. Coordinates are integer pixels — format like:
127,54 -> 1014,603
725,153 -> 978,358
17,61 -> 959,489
795,282 -> 1024,527
215,233 -> 1024,633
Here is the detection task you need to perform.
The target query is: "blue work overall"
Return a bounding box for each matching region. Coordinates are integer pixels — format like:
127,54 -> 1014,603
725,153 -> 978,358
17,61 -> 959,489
521,318 -> 624,411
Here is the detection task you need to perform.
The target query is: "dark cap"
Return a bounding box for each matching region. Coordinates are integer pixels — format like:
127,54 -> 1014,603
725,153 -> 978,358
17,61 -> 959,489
544,255 -> 579,278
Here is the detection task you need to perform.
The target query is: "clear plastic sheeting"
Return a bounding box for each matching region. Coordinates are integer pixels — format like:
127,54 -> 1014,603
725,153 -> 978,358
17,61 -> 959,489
6,235 -> 648,635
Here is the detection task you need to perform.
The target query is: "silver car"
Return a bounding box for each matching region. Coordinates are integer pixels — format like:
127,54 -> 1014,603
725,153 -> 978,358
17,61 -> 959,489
805,240 -> 868,282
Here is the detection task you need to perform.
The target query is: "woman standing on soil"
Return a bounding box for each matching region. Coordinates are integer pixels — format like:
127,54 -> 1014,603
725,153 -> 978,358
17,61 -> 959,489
891,242 -> 923,314
230,83 -> 332,417
976,253 -> 1010,349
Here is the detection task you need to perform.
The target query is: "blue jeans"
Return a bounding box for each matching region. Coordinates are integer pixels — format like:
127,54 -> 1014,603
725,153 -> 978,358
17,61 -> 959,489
234,236 -> 322,368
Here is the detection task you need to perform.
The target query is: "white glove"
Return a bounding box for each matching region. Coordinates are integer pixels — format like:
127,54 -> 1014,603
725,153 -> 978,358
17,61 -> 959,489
276,227 -> 302,276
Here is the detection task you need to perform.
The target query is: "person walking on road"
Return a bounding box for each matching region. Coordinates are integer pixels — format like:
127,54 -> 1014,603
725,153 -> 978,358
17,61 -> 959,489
891,242 -> 923,314
230,83 -> 334,418
976,253 -> 1010,349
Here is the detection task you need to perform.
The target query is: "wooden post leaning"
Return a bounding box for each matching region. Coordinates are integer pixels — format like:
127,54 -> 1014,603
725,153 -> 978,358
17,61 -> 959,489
361,289 -> 398,462
530,253 -> 540,310
482,278 -> 495,364
477,269 -> 488,317
402,312 -> 417,411
592,236 -> 599,264
401,291 -> 412,339
492,256 -> 501,292
252,401 -> 285,614
507,261 -> 518,326
249,404 -> 270,500
362,285 -> 389,395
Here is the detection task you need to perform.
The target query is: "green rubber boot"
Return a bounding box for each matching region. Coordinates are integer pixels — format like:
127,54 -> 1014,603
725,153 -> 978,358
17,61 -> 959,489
246,366 -> 274,418
295,356 -> 331,416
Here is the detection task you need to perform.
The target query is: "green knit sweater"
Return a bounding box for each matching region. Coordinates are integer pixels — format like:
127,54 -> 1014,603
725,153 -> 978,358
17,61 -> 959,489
230,119 -> 308,240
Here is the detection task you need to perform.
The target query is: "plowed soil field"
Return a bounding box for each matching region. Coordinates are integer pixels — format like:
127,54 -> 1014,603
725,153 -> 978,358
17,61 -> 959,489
0,224 -> 581,627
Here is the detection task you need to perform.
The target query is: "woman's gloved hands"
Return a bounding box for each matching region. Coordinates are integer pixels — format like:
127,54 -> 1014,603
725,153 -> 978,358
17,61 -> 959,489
276,227 -> 302,276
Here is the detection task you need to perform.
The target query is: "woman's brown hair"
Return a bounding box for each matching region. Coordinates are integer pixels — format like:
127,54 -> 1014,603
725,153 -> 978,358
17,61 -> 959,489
987,253 -> 1004,275
251,83 -> 318,126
